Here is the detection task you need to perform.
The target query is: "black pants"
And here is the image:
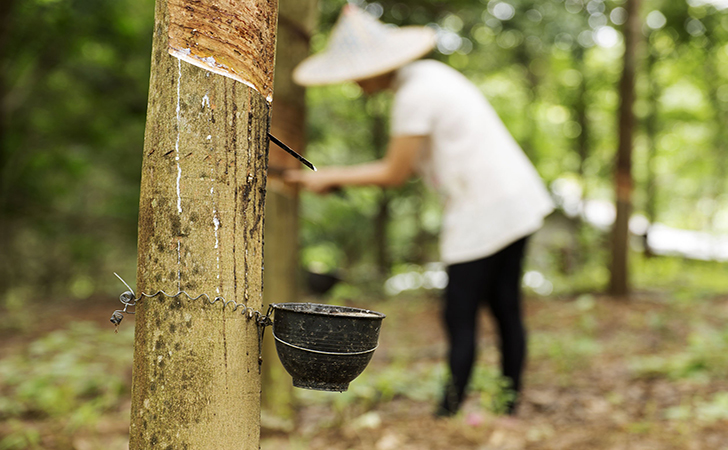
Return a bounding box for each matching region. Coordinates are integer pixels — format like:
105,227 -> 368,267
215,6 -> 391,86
440,236 -> 528,416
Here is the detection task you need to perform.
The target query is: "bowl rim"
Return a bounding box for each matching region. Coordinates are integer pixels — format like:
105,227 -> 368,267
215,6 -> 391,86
270,302 -> 386,320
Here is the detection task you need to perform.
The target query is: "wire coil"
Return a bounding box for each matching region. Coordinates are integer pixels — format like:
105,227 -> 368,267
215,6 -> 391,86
110,273 -> 272,329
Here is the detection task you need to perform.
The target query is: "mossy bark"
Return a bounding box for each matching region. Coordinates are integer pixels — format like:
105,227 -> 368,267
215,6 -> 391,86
129,1 -> 272,448
261,0 -> 317,418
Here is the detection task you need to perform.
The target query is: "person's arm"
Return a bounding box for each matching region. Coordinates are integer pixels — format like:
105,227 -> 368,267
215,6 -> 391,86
284,135 -> 425,194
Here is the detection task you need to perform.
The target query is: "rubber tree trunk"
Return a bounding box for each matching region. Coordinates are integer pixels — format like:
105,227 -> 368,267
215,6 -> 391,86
609,0 -> 640,297
643,46 -> 659,257
261,0 -> 317,418
129,1 -> 274,448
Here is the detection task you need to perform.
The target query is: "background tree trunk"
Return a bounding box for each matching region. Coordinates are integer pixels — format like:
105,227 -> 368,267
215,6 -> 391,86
609,0 -> 640,297
0,0 -> 13,190
129,0 -> 273,448
261,0 -> 317,419
643,47 -> 659,257
573,45 -> 593,268
574,47 -> 589,183
704,48 -> 727,236
371,100 -> 391,278
0,0 -> 14,294
515,44 -> 540,163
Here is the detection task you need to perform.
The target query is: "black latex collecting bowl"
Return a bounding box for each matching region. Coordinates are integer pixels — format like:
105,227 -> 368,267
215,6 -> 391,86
270,302 -> 386,392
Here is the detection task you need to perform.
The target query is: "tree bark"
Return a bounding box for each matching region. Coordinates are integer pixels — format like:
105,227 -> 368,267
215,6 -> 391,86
0,0 -> 13,180
574,47 -> 589,182
609,0 -> 640,297
0,0 -> 14,293
129,0 -> 273,448
371,100 -> 390,278
643,47 -> 659,257
261,0 -> 317,418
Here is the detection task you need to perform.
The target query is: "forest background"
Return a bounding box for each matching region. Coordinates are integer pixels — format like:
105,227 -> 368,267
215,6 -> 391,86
5,0 -> 728,300
2,0 -> 728,448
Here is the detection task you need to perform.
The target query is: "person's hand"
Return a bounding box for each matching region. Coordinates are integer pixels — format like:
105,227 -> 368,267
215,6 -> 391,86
284,169 -> 340,194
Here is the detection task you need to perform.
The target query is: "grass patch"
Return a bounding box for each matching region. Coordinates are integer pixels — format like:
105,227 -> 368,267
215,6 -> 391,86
0,322 -> 133,447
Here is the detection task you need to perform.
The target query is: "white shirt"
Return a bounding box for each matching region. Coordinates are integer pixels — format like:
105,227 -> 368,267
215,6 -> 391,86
391,60 -> 554,265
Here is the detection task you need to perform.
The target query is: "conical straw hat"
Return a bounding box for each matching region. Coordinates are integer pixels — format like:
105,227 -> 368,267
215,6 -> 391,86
293,4 -> 436,86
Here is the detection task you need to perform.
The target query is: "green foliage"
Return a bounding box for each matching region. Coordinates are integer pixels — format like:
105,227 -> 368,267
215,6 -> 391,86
1,0 -> 154,296
0,422 -> 41,450
469,366 -> 517,415
2,0 -> 728,307
295,363 -> 441,413
295,361 -> 514,416
531,331 -> 601,378
0,322 -> 133,431
632,252 -> 728,298
630,324 -> 728,380
665,393 -> 728,424
302,0 -> 728,291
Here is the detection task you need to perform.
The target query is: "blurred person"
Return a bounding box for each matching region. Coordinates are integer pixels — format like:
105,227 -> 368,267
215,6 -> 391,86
285,5 -> 553,418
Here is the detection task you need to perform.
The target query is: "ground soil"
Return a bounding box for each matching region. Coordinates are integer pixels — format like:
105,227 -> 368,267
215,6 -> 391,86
2,292 -> 728,449
260,292 -> 728,450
